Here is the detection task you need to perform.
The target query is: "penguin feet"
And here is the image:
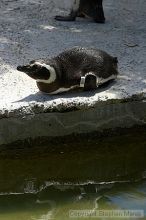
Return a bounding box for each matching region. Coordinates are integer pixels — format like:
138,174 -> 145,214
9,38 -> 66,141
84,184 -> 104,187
55,15 -> 76,21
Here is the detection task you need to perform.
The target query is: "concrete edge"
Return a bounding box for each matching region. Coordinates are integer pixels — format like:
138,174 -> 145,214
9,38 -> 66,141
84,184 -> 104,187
0,98 -> 146,146
1,92 -> 146,119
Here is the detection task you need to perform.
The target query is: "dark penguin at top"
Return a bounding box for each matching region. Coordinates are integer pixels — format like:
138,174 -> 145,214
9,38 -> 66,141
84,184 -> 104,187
55,0 -> 105,23
17,47 -> 119,94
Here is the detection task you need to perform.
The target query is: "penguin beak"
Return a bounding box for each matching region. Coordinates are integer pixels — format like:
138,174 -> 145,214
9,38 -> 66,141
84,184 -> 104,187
17,65 -> 23,71
17,65 -> 34,76
17,65 -> 30,72
17,65 -> 38,80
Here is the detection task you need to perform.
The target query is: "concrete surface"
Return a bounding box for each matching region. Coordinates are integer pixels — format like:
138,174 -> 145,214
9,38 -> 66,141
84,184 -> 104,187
0,0 -> 146,145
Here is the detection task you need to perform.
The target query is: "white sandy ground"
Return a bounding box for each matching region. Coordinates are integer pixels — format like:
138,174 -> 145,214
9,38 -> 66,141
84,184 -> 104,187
0,0 -> 146,116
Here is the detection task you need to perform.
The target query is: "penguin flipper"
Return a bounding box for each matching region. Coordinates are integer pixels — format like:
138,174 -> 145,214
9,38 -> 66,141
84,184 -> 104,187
80,73 -> 97,91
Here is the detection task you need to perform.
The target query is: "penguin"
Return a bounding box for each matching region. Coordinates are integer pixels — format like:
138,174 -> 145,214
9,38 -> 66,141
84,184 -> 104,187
55,0 -> 105,23
17,47 -> 118,94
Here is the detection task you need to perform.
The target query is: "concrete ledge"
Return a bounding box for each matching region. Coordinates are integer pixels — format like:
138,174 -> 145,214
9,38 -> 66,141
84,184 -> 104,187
0,99 -> 146,146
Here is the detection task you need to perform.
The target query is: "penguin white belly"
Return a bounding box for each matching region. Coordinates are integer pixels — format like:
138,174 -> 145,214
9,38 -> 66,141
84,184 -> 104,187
97,74 -> 117,86
43,85 -> 79,95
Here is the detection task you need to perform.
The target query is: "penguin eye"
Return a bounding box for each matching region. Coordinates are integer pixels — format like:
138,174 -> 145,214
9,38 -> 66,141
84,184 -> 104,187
30,60 -> 35,64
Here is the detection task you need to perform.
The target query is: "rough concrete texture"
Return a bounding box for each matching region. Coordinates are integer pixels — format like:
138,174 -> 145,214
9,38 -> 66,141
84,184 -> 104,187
0,0 -> 146,144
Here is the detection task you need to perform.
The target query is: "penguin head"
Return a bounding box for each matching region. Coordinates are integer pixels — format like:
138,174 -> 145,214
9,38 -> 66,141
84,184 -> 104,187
17,60 -> 56,84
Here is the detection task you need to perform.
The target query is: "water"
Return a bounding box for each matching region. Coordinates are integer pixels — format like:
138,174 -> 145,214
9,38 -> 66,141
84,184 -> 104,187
0,129 -> 146,220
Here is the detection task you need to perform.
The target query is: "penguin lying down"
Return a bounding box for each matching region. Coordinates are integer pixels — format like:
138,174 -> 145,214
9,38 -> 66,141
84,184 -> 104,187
17,47 -> 118,95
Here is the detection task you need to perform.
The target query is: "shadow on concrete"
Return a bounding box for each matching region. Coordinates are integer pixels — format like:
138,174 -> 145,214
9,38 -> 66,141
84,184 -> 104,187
14,80 -> 116,103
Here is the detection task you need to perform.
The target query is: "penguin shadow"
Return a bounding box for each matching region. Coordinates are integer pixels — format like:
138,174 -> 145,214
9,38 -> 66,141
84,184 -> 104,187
15,80 -> 116,103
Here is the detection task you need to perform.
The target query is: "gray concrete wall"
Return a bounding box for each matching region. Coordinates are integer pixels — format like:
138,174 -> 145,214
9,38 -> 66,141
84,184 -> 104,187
0,100 -> 145,146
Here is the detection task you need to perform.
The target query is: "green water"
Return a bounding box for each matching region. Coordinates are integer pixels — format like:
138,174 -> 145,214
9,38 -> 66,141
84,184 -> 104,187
0,129 -> 146,220
0,181 -> 146,220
